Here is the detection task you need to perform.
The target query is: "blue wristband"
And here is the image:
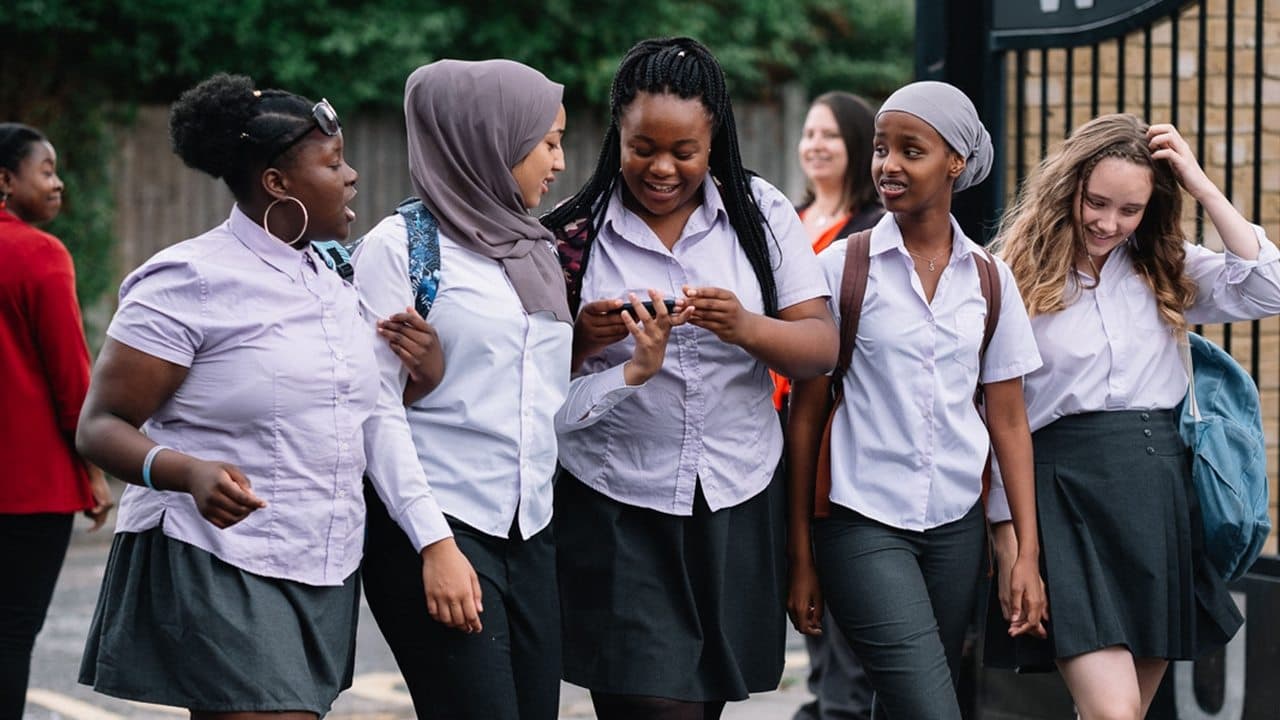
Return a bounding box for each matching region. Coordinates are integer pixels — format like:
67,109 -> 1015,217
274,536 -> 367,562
142,445 -> 170,490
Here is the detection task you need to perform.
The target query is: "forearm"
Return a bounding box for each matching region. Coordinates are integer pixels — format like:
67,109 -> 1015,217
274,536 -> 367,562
785,376 -> 832,563
741,314 -> 838,379
76,413 -> 196,492
988,419 -> 1039,559
1197,187 -> 1260,260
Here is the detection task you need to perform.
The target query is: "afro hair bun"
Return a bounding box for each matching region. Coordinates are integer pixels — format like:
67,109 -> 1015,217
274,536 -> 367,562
169,73 -> 260,180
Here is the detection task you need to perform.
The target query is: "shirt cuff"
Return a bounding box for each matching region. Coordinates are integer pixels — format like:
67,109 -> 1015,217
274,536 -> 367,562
393,494 -> 453,552
559,363 -> 644,432
1222,225 -> 1278,283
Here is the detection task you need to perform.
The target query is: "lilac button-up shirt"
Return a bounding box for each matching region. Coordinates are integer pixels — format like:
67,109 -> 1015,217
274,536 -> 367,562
818,213 -> 1042,531
555,176 -> 829,515
110,207 -> 445,586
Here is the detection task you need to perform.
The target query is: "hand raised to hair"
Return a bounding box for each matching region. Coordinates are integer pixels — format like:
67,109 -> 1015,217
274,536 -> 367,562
1148,124 -> 1215,201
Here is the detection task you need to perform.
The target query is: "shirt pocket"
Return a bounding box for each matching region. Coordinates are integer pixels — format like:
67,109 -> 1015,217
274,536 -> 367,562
951,308 -> 987,375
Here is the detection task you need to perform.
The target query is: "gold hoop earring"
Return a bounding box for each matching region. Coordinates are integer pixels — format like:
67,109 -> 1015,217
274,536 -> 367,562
262,196 -> 309,245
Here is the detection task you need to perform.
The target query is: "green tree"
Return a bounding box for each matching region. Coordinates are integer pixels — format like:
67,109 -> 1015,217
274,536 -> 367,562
0,0 -> 912,312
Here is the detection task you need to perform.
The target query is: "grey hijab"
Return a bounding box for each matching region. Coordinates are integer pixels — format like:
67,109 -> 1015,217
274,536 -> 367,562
877,81 -> 993,192
404,59 -> 570,323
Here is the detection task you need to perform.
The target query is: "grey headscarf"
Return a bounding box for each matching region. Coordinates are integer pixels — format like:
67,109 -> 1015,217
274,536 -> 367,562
877,81 -> 993,192
404,59 -> 571,323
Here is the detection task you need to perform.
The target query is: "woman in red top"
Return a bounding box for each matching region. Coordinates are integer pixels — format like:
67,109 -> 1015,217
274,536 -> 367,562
0,122 -> 112,717
773,92 -> 884,413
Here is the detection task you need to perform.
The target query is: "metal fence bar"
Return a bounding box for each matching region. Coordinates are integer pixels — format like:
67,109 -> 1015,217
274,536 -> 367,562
1117,35 -> 1127,111
1255,0 -> 1266,380
1040,49 -> 1050,157
1015,49 -> 1027,187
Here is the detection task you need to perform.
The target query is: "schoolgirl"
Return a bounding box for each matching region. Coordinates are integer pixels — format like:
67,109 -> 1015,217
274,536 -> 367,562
542,37 -> 838,719
76,73 -> 440,718
353,58 -> 571,720
990,113 -> 1280,719
786,81 -> 1047,719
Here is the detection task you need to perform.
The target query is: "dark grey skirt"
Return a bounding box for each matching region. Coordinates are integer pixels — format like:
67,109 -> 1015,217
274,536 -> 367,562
984,410 -> 1243,670
556,467 -> 787,702
79,527 -> 360,714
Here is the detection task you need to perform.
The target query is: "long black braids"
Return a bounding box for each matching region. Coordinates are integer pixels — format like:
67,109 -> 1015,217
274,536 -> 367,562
542,37 -> 780,317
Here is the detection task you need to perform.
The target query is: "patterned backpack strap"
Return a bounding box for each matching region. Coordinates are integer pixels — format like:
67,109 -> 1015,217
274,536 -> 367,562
396,198 -> 441,318
311,240 -> 355,282
554,215 -> 591,317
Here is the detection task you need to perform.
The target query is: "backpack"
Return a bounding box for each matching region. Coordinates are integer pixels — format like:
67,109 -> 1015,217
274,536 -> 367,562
1178,332 -> 1271,581
813,229 -> 1001,518
315,197 -> 442,316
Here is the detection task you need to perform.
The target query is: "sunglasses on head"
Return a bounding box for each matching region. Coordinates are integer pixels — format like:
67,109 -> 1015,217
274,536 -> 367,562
264,98 -> 342,165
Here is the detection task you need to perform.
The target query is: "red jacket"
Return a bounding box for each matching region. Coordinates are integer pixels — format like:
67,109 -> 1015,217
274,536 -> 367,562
0,210 -> 94,513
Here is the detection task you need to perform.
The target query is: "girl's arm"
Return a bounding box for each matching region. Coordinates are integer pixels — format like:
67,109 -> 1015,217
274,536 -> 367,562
75,339 -> 266,528
784,375 -> 832,636
984,377 -> 1048,638
555,290 -> 690,432
1149,124 -> 1259,259
682,290 -> 838,379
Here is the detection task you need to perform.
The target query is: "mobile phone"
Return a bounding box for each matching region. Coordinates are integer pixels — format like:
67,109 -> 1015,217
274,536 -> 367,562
617,298 -> 677,319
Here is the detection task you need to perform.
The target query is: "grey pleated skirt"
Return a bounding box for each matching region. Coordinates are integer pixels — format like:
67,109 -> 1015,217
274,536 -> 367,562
984,410 -> 1243,670
556,466 -> 788,702
79,527 -> 360,715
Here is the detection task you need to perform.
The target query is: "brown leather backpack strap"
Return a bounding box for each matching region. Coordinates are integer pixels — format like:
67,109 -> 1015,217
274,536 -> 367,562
975,247 -> 1001,359
814,230 -> 873,518
973,248 -> 1001,509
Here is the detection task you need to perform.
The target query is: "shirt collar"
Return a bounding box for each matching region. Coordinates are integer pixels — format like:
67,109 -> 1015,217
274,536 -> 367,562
228,204 -> 311,280
602,174 -> 729,247
869,212 -> 983,264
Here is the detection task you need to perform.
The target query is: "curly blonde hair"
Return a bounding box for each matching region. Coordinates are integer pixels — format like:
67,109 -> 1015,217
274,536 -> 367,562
992,113 -> 1196,329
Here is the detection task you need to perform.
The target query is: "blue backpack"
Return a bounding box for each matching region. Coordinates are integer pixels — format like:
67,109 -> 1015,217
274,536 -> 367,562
314,197 -> 442,316
1178,332 -> 1271,582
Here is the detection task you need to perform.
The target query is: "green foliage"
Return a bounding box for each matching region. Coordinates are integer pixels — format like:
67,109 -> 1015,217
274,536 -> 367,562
0,0 -> 913,314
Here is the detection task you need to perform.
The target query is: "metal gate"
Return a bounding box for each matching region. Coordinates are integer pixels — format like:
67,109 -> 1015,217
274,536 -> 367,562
917,1 -> 1280,717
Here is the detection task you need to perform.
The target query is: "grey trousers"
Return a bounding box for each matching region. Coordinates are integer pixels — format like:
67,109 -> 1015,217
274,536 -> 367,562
812,503 -> 986,720
793,611 -> 874,720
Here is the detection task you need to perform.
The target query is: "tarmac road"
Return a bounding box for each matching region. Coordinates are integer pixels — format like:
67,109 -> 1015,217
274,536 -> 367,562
23,497 -> 814,720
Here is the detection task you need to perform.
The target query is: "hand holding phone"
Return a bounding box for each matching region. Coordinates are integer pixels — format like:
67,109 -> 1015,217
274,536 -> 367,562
617,298 -> 678,320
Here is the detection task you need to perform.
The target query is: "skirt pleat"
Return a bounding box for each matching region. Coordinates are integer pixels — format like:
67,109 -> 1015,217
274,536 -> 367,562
984,410 -> 1242,670
79,527 -> 360,714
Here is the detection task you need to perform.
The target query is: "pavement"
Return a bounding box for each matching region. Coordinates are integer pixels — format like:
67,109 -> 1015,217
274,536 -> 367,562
24,498 -> 816,720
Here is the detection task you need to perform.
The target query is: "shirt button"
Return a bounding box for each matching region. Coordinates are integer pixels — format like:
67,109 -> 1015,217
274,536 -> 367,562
1140,412 -> 1151,421
1146,446 -> 1156,455
1143,428 -> 1153,437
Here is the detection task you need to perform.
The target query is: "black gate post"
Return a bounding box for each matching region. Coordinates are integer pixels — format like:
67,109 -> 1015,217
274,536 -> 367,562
914,0 -> 1005,244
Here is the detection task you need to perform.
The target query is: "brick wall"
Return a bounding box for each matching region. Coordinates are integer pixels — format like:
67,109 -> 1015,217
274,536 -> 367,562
1000,0 -> 1280,552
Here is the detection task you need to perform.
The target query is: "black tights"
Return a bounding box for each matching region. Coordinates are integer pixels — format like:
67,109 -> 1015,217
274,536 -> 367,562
0,513 -> 73,719
591,692 -> 726,720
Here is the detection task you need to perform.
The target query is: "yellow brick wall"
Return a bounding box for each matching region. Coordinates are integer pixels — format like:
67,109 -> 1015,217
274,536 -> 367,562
1000,0 -> 1280,554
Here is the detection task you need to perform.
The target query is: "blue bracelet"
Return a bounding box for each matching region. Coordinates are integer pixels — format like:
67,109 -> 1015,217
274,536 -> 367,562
142,445 -> 170,490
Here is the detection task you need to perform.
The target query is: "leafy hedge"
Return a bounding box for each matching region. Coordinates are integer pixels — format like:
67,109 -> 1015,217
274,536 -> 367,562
0,0 -> 912,313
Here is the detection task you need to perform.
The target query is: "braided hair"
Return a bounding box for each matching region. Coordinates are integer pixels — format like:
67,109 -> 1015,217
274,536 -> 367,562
169,73 -> 318,200
542,37 -> 780,316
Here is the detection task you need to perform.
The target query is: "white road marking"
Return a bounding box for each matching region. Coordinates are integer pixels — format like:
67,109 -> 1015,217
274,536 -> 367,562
26,689 -> 124,720
345,672 -> 414,705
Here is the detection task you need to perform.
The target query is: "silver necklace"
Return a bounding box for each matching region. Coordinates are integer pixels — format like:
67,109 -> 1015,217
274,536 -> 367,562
907,247 -> 947,272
